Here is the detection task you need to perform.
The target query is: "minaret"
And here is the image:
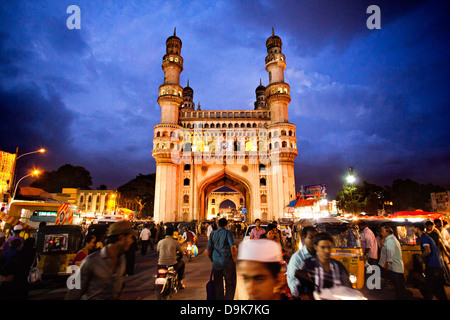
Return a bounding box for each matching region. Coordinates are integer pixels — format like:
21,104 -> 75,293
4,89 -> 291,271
265,29 -> 298,221
153,29 -> 184,223
181,79 -> 195,111
265,28 -> 290,123
158,28 -> 184,124
254,79 -> 268,110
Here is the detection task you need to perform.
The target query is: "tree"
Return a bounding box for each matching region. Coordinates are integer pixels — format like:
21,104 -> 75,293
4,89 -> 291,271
117,173 -> 156,218
388,179 -> 444,212
335,178 -> 445,215
336,184 -> 366,215
30,164 -> 92,193
359,181 -> 385,215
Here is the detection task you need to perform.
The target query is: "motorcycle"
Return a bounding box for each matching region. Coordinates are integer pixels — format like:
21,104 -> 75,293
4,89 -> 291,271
154,265 -> 179,300
185,242 -> 198,262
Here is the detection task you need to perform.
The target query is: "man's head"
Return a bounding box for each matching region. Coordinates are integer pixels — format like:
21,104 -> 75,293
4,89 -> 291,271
255,219 -> 261,228
380,225 -> 394,238
424,220 -> 434,233
313,232 -> 334,262
106,221 -> 134,252
165,226 -> 174,236
301,226 -> 318,252
434,219 -> 442,230
237,239 -> 285,300
413,222 -> 425,236
218,218 -> 228,228
357,220 -> 367,230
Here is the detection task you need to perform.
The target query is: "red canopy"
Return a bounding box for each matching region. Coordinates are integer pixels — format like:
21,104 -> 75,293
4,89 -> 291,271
294,198 -> 317,207
357,215 -> 385,219
388,211 -> 443,220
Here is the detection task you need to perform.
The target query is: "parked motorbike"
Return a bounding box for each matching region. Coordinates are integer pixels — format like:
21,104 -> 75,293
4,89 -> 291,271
154,265 -> 179,300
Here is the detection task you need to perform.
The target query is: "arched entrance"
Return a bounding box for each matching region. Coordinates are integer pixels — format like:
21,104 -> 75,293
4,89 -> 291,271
218,199 -> 237,217
198,171 -> 251,222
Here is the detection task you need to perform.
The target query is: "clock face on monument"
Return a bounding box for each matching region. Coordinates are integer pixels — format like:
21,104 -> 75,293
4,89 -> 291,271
221,142 -> 228,149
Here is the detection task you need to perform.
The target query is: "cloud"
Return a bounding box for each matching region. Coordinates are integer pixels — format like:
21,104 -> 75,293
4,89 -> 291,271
0,83 -> 78,178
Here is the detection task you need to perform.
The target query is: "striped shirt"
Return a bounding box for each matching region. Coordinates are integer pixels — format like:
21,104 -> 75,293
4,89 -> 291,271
297,256 -> 351,294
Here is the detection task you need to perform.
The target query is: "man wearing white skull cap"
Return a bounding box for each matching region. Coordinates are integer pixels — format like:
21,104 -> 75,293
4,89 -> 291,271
237,239 -> 289,300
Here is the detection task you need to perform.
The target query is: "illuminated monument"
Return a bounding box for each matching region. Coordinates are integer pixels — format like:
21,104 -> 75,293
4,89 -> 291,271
152,29 -> 298,223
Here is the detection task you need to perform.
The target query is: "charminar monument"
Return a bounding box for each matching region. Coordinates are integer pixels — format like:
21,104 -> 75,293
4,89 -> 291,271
152,29 -> 298,223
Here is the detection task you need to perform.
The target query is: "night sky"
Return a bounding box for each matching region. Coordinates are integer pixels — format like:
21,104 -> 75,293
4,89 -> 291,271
1,0 -> 449,199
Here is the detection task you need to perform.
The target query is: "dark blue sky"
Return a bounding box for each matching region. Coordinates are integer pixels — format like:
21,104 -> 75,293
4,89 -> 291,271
1,0 -> 449,199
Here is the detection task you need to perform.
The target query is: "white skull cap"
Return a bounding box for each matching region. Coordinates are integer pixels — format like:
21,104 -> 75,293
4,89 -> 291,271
237,239 -> 283,262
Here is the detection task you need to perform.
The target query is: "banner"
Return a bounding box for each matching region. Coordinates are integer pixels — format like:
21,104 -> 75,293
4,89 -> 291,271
0,150 -> 17,194
304,184 -> 327,199
54,203 -> 73,225
0,212 -> 35,230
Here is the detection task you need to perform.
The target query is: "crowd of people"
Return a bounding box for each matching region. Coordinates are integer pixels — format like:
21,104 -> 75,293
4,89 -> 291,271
206,217 -> 450,301
0,215 -> 449,301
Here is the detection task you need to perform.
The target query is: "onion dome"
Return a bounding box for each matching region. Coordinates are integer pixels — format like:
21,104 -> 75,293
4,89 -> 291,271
266,27 -> 282,50
255,79 -> 265,94
254,79 -> 268,110
182,80 -> 194,109
166,28 -> 182,54
183,79 -> 194,96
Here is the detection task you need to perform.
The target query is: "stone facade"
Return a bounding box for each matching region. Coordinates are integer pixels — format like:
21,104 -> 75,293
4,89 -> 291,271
152,30 -> 298,223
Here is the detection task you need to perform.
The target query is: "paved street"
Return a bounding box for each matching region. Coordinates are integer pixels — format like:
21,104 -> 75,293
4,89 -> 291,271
29,233 -> 450,300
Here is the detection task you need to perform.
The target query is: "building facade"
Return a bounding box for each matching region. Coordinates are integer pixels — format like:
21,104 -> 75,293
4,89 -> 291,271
431,191 -> 450,214
152,30 -> 298,223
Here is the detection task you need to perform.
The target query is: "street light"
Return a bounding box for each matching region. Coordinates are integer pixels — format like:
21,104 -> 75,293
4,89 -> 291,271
16,148 -> 46,160
346,174 -> 356,184
346,167 -> 356,184
11,170 -> 40,202
9,148 -> 46,195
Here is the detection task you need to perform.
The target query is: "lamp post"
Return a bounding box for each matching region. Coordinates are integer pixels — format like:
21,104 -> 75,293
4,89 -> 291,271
11,170 -> 40,202
16,148 -> 46,161
345,167 -> 356,215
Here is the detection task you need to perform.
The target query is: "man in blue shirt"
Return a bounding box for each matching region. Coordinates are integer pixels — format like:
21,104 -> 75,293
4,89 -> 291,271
207,218 -> 237,300
286,226 -> 317,298
413,222 -> 448,300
